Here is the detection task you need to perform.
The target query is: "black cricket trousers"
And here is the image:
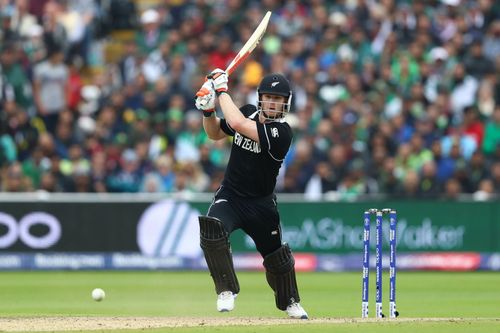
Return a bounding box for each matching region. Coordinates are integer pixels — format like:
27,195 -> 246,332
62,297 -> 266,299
207,185 -> 282,257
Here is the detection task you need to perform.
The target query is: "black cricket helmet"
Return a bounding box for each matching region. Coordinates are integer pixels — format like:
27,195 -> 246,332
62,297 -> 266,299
257,73 -> 292,121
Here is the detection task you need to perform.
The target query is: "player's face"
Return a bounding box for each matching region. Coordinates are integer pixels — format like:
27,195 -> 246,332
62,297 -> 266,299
260,94 -> 287,121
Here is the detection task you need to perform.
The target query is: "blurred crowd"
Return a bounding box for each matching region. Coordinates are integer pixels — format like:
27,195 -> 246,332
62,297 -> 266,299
0,0 -> 500,200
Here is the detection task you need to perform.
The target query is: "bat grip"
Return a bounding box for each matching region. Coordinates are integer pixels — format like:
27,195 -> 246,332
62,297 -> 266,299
206,69 -> 230,80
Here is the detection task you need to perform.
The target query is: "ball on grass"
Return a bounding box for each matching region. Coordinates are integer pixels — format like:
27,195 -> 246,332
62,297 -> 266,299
92,288 -> 105,302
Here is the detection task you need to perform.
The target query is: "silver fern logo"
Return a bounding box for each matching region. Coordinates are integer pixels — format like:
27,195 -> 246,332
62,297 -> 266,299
137,200 -> 202,258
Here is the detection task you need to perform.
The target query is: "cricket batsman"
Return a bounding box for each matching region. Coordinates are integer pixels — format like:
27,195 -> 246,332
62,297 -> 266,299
194,68 -> 308,319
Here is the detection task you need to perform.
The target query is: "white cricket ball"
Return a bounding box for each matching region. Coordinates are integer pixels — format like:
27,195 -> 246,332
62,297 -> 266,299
92,288 -> 105,302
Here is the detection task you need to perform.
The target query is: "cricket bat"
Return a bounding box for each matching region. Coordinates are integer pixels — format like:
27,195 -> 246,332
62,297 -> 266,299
225,11 -> 272,76
209,11 -> 272,78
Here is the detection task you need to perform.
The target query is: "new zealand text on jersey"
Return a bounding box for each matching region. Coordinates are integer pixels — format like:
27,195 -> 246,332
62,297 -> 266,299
234,132 -> 261,153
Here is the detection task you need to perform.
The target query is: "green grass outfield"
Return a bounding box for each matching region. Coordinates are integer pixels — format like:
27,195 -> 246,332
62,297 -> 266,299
0,271 -> 499,332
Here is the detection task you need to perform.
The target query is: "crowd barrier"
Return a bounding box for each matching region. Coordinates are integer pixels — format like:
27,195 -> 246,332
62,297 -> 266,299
0,193 -> 498,271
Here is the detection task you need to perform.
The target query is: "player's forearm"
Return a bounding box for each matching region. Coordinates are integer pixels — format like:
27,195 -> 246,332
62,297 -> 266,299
218,93 -> 246,129
203,116 -> 222,139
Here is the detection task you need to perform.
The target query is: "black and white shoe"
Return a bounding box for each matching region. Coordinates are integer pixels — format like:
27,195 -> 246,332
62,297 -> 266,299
217,291 -> 237,312
286,302 -> 308,319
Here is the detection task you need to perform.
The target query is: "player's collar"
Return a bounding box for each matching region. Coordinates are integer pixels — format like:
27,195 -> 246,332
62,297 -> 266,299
249,110 -> 259,119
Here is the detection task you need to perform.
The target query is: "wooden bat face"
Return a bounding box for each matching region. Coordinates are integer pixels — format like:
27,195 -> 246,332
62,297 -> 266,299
225,11 -> 271,76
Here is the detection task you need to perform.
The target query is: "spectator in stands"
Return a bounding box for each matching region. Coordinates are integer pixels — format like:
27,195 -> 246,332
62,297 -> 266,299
65,0 -> 98,64
449,63 -> 479,122
32,45 -> 68,133
467,151 -> 490,192
419,161 -> 441,197
0,43 -> 30,110
23,24 -> 46,63
482,106 -> 500,156
464,39 -> 494,79
136,8 -> 165,55
443,177 -> 462,200
106,148 -> 142,192
9,107 -> 39,160
209,33 -> 236,70
10,0 -> 37,40
0,122 -> 16,167
490,162 -> 500,193
483,21 -> 500,62
0,7 -> 16,44
304,161 -> 337,200
42,0 -> 67,52
3,162 -> 32,191
441,124 -> 477,161
473,179 -> 496,201
90,150 -> 107,192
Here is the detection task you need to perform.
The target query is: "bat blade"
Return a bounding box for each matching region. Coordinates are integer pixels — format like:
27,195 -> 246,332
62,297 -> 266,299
225,11 -> 272,76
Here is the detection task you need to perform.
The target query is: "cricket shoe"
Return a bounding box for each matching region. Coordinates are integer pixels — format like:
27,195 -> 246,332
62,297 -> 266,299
286,302 -> 308,319
217,291 -> 237,312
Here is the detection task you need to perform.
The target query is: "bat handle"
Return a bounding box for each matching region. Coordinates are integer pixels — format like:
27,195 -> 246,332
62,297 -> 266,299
206,68 -> 231,80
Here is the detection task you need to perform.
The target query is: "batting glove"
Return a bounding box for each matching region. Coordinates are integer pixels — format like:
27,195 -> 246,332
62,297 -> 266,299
208,68 -> 228,95
195,80 -> 216,116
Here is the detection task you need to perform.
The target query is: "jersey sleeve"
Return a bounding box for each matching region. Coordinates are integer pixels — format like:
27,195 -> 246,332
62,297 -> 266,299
256,122 -> 293,161
219,104 -> 257,136
220,119 -> 236,136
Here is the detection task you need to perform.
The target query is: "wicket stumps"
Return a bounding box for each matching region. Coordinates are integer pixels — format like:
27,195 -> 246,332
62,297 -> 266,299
362,208 -> 399,318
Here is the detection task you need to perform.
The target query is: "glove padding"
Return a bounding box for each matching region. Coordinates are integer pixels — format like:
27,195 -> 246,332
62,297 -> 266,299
209,68 -> 228,94
195,80 -> 216,112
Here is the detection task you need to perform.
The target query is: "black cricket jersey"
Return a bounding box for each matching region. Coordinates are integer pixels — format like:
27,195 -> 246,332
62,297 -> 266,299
219,104 -> 293,197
